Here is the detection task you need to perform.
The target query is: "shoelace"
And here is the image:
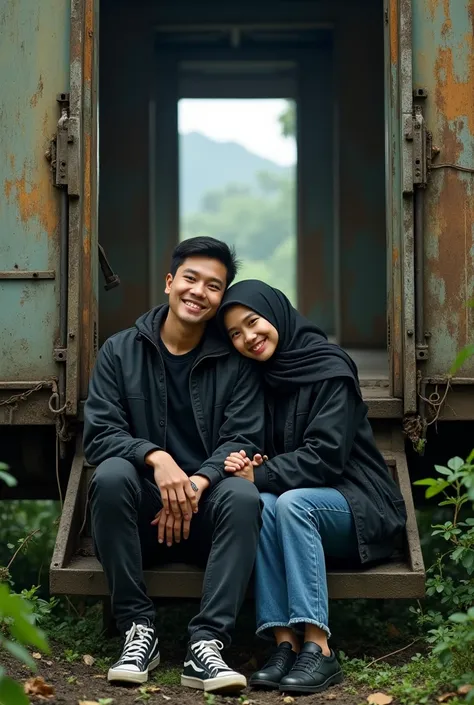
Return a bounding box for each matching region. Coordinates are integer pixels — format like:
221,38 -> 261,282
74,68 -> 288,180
192,639 -> 233,675
265,648 -> 292,670
117,623 -> 154,664
292,649 -> 323,673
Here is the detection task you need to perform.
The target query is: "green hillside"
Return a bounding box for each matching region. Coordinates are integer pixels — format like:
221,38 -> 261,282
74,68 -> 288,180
179,131 -> 290,215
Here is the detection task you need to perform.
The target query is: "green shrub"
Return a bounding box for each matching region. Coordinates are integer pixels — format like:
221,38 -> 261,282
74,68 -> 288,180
0,464 -> 50,705
413,452 -> 474,699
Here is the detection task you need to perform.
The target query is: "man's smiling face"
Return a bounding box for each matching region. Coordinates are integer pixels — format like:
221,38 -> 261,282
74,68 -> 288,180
165,256 -> 227,325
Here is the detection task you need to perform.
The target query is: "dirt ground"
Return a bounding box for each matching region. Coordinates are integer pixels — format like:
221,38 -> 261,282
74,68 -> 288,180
4,648 -> 375,705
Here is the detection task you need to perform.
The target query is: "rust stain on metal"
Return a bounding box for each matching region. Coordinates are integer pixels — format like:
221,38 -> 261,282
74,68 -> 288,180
29,75 -> 44,107
441,0 -> 452,36
390,0 -> 399,65
434,48 -> 474,125
3,166 -> 57,237
83,0 -> 93,88
392,294 -> 402,380
426,0 -> 474,354
426,0 -> 436,21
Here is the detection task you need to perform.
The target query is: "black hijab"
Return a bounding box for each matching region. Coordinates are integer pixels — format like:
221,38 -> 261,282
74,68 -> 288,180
219,279 -> 361,396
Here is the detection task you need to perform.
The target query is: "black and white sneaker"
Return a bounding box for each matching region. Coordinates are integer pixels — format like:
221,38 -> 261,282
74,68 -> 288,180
108,621 -> 160,684
181,639 -> 247,693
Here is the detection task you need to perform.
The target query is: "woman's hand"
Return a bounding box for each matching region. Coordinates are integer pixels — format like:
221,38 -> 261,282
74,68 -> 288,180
224,450 -> 268,482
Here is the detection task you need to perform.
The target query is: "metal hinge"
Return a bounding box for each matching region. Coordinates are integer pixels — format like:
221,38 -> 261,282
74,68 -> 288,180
404,92 -> 433,362
403,109 -> 431,192
45,93 -> 80,197
402,93 -> 434,193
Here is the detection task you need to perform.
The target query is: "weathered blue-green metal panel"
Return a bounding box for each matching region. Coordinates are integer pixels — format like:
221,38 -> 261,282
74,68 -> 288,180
0,0 -> 70,381
413,0 -> 474,378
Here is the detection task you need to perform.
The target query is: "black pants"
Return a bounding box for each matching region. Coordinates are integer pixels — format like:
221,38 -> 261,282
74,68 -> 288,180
89,458 -> 262,646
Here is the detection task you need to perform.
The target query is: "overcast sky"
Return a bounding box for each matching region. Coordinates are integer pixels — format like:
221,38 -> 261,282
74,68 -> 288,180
178,98 -> 297,167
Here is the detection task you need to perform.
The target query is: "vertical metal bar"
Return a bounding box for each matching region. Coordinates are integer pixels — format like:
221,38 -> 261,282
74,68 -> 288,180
80,0 -> 96,400
66,0 -> 84,416
399,0 -> 417,413
59,188 -> 69,408
414,187 -> 424,347
155,55 -> 179,296
385,0 -> 404,399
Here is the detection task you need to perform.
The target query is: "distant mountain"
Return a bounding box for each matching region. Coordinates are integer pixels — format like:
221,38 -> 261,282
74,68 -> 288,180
179,131 -> 291,215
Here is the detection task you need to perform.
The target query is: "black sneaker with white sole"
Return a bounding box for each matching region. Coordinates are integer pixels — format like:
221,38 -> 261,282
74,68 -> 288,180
181,639 -> 247,693
108,621 -> 160,684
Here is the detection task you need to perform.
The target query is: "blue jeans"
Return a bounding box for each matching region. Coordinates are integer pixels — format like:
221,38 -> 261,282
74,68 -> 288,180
255,488 -> 359,640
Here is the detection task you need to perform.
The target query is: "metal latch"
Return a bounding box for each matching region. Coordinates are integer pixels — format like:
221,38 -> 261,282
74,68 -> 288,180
402,103 -> 432,193
45,93 -> 80,197
405,96 -> 433,362
98,244 -> 121,291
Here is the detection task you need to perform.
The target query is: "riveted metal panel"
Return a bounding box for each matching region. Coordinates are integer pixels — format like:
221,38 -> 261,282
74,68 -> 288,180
413,0 -> 474,380
0,0 -> 69,381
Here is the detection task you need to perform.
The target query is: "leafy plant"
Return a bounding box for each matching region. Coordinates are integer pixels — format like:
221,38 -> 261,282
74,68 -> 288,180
0,464 -> 48,705
413,452 -> 474,700
0,499 -> 60,591
0,465 -> 50,705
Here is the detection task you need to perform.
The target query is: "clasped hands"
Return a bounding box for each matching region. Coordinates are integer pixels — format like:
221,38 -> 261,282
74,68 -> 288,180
147,449 -> 267,548
147,450 -> 209,547
224,449 -> 268,482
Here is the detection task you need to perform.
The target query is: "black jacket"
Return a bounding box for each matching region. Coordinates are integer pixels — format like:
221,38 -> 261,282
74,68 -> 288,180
83,305 -> 265,487
253,379 -> 407,565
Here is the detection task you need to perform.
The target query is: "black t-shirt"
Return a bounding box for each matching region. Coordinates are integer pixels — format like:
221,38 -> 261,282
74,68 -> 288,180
159,339 -> 207,476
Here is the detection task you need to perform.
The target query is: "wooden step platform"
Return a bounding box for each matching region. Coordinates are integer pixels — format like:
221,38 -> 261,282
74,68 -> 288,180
50,434 -> 425,600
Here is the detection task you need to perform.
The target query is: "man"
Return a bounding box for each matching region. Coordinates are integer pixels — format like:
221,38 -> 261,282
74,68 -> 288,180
84,237 -> 264,693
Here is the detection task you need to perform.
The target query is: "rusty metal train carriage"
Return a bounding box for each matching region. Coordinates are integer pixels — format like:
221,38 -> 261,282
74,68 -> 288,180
1,0 -> 474,600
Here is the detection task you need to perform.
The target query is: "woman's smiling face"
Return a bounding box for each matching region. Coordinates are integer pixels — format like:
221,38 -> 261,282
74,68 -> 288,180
224,304 -> 279,362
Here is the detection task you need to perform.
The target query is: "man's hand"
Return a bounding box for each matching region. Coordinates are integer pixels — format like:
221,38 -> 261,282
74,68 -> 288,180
151,501 -> 192,546
146,450 -> 198,519
224,450 -> 268,482
150,475 -> 209,546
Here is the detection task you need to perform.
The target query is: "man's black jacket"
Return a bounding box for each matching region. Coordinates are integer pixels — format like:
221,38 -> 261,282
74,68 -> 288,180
254,379 -> 407,565
83,305 -> 265,487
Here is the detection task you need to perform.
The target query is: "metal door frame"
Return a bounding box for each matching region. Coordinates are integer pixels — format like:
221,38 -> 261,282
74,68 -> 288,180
151,35 -> 336,331
67,0 -> 100,415
384,0 -> 416,413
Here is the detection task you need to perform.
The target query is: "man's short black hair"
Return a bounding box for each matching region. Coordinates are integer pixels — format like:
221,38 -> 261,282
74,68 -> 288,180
170,236 -> 239,287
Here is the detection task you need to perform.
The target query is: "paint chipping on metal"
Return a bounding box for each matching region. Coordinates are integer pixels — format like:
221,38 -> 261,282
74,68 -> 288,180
4,166 -> 57,237
390,0 -> 399,65
30,75 -> 44,107
415,0 -> 474,376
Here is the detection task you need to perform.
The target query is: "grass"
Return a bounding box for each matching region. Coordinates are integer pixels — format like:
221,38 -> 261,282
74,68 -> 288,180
341,650 -> 469,705
151,666 -> 182,686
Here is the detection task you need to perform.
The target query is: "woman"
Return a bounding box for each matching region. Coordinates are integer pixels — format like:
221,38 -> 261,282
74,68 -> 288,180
218,280 -> 407,695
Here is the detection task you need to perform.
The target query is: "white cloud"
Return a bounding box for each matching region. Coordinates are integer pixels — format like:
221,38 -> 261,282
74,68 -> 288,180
178,98 -> 296,167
